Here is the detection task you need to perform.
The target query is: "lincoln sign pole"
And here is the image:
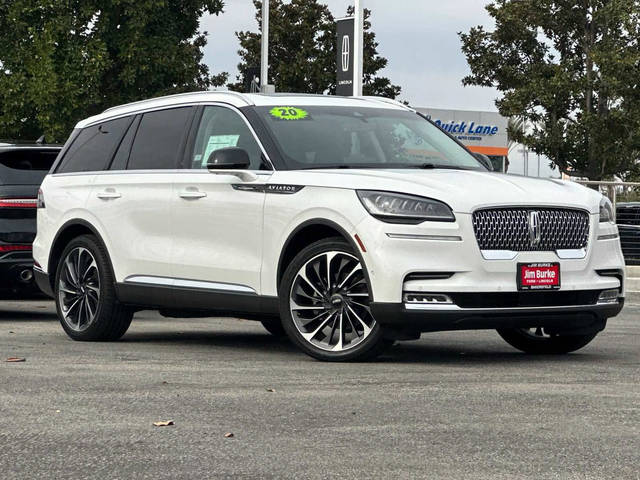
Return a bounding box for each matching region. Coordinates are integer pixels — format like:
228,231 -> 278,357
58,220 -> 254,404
260,0 -> 269,92
336,1 -> 364,96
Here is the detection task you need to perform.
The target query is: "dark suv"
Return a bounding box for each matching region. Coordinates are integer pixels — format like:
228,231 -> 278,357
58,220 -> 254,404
0,142 -> 60,297
617,202 -> 640,265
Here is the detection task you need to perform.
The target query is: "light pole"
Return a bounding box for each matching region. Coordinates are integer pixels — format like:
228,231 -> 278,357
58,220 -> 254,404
522,115 -> 528,176
260,0 -> 269,92
353,0 -> 364,96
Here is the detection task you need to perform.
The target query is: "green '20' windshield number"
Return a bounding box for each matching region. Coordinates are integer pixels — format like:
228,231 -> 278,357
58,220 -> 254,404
270,107 -> 309,120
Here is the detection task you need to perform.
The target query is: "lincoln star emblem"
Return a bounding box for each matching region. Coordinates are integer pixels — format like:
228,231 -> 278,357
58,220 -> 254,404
529,211 -> 542,247
341,35 -> 350,72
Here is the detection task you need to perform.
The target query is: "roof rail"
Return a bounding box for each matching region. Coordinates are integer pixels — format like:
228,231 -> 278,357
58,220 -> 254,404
357,96 -> 414,112
102,90 -> 253,114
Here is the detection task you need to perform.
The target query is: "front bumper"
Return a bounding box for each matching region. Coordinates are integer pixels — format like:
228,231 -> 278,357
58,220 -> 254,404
371,296 -> 624,333
355,212 -> 626,303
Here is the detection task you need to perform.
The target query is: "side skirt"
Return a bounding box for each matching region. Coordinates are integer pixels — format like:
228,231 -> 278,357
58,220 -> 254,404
115,282 -> 279,320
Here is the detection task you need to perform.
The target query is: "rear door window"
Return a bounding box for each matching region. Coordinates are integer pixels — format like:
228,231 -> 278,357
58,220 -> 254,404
127,107 -> 193,170
57,116 -> 133,173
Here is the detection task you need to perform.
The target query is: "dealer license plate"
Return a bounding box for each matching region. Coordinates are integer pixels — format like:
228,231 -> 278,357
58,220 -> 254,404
517,263 -> 560,291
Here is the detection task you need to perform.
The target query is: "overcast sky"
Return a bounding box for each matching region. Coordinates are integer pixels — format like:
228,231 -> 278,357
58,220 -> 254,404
200,0 -> 500,111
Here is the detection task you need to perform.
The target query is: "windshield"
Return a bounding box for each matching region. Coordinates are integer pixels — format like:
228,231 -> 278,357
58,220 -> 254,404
254,106 -> 484,170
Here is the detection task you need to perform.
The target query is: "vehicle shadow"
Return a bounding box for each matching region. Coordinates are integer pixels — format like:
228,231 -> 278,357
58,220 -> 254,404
121,330 -> 300,355
0,309 -> 58,321
120,329 -> 611,364
383,341 -> 607,365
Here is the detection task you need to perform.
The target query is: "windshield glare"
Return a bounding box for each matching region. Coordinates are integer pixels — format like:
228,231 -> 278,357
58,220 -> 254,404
254,106 -> 484,171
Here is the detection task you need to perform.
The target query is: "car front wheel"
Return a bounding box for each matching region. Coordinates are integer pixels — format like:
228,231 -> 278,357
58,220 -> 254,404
279,237 -> 391,361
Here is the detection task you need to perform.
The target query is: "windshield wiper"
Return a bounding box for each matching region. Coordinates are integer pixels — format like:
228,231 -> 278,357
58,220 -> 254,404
412,163 -> 473,170
300,165 -> 359,170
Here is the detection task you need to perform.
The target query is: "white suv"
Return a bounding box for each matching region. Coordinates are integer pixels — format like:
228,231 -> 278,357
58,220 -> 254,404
33,92 -> 625,361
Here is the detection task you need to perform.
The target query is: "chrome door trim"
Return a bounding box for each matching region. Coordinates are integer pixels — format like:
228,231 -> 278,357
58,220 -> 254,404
124,275 -> 257,294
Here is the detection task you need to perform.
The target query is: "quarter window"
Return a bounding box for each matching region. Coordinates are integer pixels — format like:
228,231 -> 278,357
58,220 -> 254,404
57,117 -> 132,173
190,106 -> 265,170
127,107 -> 192,170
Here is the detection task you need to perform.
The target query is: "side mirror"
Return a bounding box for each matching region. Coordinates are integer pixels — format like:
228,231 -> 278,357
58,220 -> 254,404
207,147 -> 250,170
474,153 -> 494,171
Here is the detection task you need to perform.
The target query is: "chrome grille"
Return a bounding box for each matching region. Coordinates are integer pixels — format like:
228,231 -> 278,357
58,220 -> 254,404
472,208 -> 590,251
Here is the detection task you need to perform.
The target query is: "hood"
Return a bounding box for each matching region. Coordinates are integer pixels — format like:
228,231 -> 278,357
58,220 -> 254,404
271,169 -> 602,214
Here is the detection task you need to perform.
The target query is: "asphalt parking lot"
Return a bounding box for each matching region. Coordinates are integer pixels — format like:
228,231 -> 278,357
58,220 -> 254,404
1,299 -> 639,480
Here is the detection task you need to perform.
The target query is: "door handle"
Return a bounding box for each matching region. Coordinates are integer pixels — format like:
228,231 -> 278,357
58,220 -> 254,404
179,189 -> 207,199
97,189 -> 121,200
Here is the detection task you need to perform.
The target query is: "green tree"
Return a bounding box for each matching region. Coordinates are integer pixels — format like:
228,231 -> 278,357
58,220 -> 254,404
460,0 -> 640,180
230,0 -> 401,98
0,0 -> 227,143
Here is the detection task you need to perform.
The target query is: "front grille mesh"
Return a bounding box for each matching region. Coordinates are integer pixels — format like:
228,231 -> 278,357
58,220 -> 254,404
472,208 -> 590,251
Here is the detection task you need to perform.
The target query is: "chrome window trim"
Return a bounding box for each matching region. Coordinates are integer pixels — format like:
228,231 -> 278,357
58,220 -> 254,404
56,102 -> 276,175
52,169 -> 274,177
124,275 -> 256,294
82,101 -> 203,129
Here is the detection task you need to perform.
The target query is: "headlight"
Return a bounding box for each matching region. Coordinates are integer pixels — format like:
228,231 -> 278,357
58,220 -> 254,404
599,196 -> 615,223
357,190 -> 455,223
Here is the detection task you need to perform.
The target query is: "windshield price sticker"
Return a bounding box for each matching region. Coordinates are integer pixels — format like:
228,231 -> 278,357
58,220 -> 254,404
269,107 -> 309,120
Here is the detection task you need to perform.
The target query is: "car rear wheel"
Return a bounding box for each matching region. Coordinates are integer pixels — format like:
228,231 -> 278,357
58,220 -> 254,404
279,237 -> 391,361
55,235 -> 133,341
497,327 -> 598,354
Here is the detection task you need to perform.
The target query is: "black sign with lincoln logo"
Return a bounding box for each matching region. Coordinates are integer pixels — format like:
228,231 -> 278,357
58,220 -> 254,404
336,17 -> 355,96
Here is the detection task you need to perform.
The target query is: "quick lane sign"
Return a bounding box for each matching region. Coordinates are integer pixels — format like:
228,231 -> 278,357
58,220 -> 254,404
416,107 -> 509,151
433,120 -> 499,136
336,17 -> 355,96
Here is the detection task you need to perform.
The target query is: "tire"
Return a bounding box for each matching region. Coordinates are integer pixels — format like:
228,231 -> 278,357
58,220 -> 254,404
54,234 -> 133,341
497,327 -> 598,354
260,319 -> 287,338
279,237 -> 391,361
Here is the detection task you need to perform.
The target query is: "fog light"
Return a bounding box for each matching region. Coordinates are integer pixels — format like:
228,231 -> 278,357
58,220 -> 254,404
597,289 -> 619,305
404,293 -> 453,304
